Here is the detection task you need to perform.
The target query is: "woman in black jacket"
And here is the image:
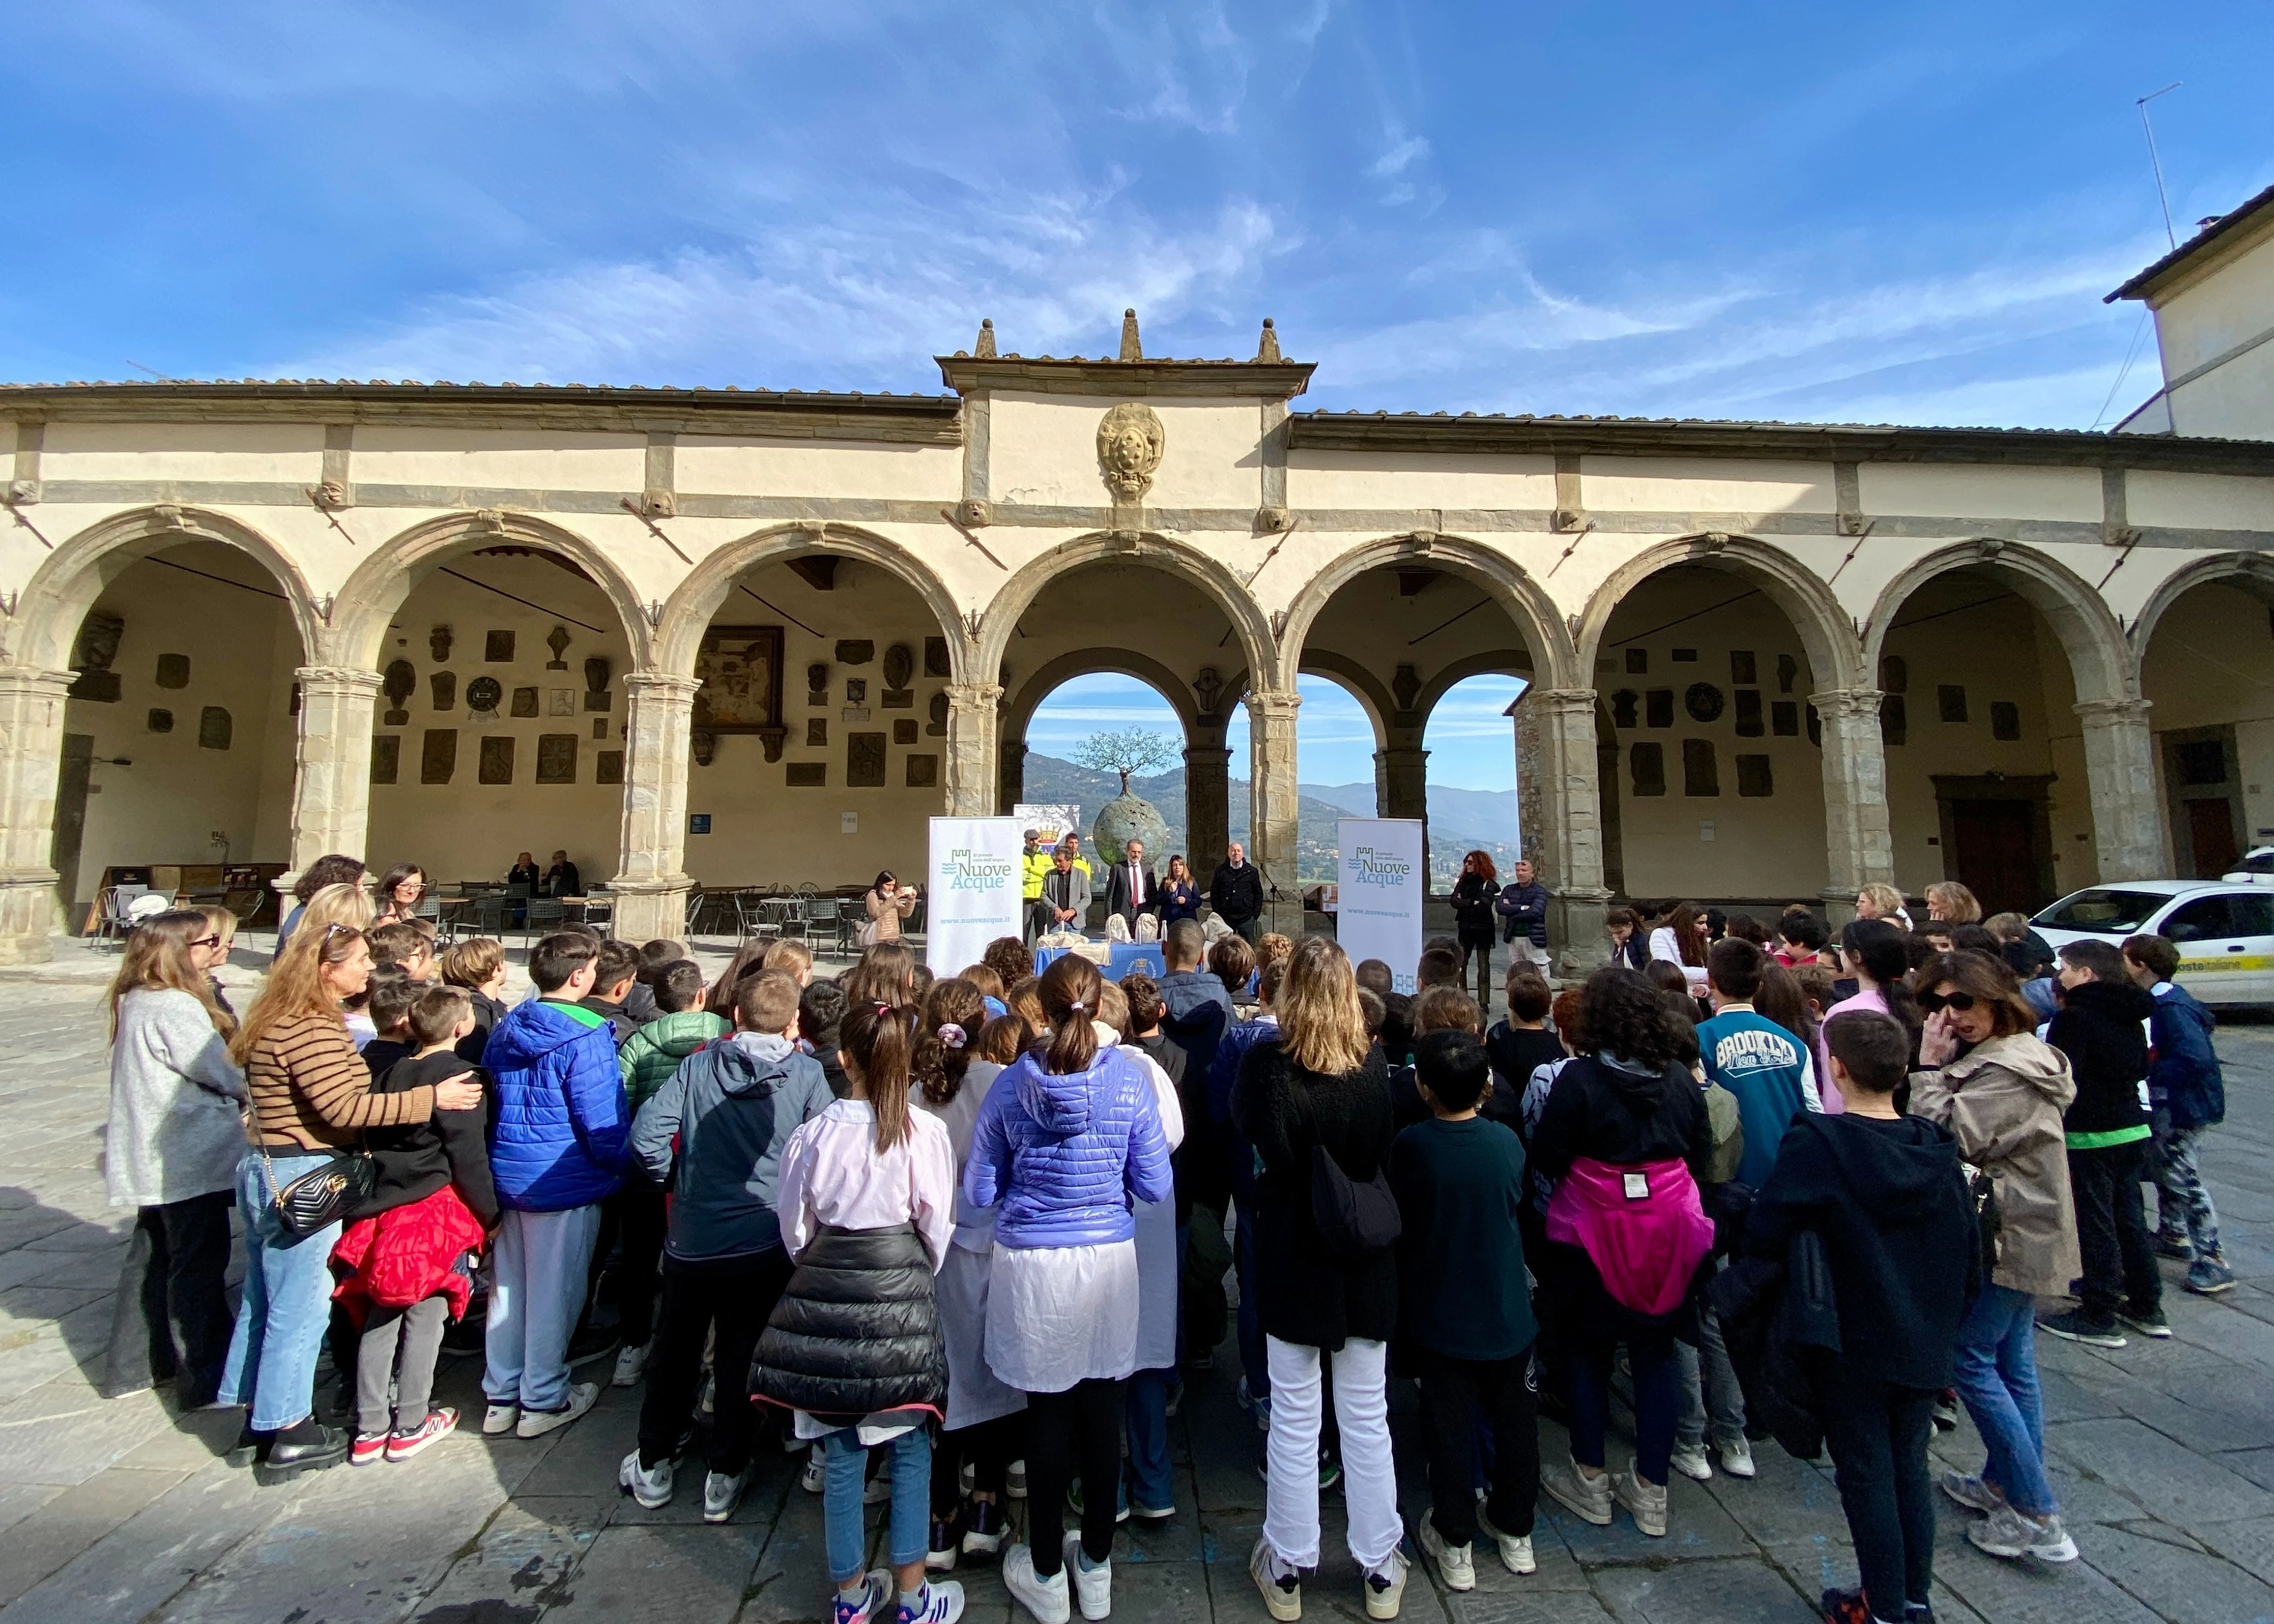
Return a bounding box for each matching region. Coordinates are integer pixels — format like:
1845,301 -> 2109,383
1232,936 -> 1407,1622
1529,967 -> 1712,1541
1450,851 -> 1500,1005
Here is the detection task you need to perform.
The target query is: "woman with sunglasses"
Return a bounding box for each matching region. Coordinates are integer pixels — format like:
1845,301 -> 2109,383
1908,950 -> 2082,1566
1812,920 -> 1921,1114
101,910 -> 248,1408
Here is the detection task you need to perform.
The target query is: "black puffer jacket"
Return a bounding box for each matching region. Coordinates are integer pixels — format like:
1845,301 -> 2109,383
749,1224 -> 945,1422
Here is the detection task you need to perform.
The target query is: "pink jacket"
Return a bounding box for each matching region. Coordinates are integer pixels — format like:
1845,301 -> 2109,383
1545,1155 -> 1715,1317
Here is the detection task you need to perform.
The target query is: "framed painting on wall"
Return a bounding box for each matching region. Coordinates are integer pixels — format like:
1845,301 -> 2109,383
693,625 -> 785,734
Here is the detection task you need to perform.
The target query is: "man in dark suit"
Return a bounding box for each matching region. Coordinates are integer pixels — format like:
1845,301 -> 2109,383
1209,840 -> 1266,945
1105,838 -> 1160,937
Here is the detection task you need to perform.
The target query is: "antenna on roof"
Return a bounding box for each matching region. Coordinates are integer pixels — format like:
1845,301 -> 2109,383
124,359 -> 177,382
2136,82 -> 2183,251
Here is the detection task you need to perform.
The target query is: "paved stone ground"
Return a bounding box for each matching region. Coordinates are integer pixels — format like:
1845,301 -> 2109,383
4,939 -> 2274,1623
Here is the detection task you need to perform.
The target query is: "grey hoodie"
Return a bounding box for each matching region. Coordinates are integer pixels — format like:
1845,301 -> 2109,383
629,1030 -> 833,1260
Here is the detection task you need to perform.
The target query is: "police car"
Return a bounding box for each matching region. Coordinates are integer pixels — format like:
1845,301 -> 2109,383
2031,881 -> 2274,1007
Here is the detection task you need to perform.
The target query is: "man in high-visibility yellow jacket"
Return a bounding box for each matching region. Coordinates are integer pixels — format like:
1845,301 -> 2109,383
1020,828 -> 1052,941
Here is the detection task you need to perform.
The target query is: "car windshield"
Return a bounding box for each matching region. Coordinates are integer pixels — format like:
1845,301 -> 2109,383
2034,889 -> 2168,935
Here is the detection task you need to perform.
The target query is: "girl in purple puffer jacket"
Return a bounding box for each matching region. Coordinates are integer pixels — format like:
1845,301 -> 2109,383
965,954 -> 1173,1624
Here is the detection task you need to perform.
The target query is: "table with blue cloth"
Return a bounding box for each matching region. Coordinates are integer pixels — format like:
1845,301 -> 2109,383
1031,941 -> 1169,982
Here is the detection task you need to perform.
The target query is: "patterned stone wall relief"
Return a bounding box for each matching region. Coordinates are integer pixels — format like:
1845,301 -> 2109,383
535,734 -> 577,784
479,736 -> 515,784
421,730 -> 458,783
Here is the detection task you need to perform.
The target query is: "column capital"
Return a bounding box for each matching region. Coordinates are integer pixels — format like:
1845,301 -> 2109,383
945,680 -> 1005,710
2073,696 -> 2152,725
1551,883 -> 1615,905
1245,688 -> 1301,722
0,666 -> 75,698
1183,743 -> 1232,764
1807,687 -> 1884,721
623,672 -> 704,700
1375,744 -> 1429,764
1528,687 -> 1602,712
293,665 -> 385,695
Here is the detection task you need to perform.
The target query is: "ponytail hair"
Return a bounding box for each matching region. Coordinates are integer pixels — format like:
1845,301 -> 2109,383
839,999 -> 918,1153
914,977 -> 987,1107
1840,917 -> 1922,1036
1037,953 -> 1102,1076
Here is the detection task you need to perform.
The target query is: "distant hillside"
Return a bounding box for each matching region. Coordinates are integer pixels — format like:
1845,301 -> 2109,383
1305,781 -> 1524,887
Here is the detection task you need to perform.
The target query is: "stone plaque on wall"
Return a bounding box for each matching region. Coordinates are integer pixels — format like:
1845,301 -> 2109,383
550,688 -> 575,716
147,708 -> 174,733
512,687 -> 539,717
584,689 -> 612,712
1735,754 -> 1774,797
924,637 -> 950,678
1771,700 -> 1800,737
479,736 -> 516,785
372,735 -> 400,785
485,630 -> 515,663
881,688 -> 913,709
155,654 -> 190,689
808,719 -> 827,747
197,706 -> 233,750
1733,690 -> 1763,737
893,719 -> 919,744
596,750 -> 625,785
835,640 -> 874,666
906,753 -> 938,788
1730,650 -> 1757,685
421,730 -> 457,784
1630,742 -> 1666,797
1645,689 -> 1673,729
535,734 -> 577,784
434,673 -> 459,711
1682,738 -> 1719,797
786,762 -> 827,786
1990,701 -> 2021,741
847,732 -> 887,787
592,718 -> 609,740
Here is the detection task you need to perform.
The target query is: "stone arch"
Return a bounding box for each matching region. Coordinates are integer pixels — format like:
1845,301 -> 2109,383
1862,540 -> 2135,703
9,504 -> 324,672
1414,649 -> 1535,722
1001,648 -> 1202,745
2128,551 -> 2274,664
1576,533 -> 1863,693
657,522 -> 969,679
977,532 -> 1275,690
1275,532 -> 1577,693
330,511 -> 655,672
1295,652 -> 1394,750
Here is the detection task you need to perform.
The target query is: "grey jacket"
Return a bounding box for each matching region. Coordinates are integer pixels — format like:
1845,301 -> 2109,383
629,1031 -> 833,1260
1909,1032 -> 2082,1296
1042,865 -> 1091,924
106,988 -> 247,1207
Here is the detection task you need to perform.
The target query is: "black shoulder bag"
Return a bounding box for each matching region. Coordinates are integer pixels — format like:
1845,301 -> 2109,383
259,1140 -> 376,1239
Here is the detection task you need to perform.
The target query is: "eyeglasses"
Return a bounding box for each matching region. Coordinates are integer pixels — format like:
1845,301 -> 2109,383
189,934 -> 222,950
1916,991 -> 1979,1014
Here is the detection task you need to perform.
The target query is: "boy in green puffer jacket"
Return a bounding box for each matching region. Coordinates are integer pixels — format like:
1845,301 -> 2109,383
609,960 -> 728,1387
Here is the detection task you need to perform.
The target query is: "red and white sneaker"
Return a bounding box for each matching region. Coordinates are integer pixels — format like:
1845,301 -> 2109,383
349,1432 -> 389,1466
387,1406 -> 459,1462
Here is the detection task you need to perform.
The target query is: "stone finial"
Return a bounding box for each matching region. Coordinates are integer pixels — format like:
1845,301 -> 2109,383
975,318 -> 997,358
1119,308 -> 1142,362
1256,317 -> 1281,363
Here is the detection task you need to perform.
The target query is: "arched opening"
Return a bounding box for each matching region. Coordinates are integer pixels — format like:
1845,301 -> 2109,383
1289,672 -> 1385,883
2139,574 -> 2274,878
1592,562 -> 1831,907
365,545 -> 639,893
1017,671 -> 1244,878
52,538 -> 306,925
1869,565 -> 2088,913
1421,673 -> 1529,890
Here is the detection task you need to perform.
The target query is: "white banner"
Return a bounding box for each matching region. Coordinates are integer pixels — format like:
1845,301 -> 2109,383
1013,802 -> 1081,847
927,817 -> 1027,977
1336,818 -> 1426,993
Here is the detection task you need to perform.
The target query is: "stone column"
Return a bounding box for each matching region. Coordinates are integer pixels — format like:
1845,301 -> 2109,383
1376,743 -> 1428,820
1246,688 -> 1304,934
998,739 -> 1028,817
1527,688 -> 1614,975
943,681 -> 1003,818
284,667 -> 385,884
2076,697 -> 2164,883
0,667 -> 75,964
1184,732 -> 1231,870
608,673 -> 700,943
1810,687 -> 1895,919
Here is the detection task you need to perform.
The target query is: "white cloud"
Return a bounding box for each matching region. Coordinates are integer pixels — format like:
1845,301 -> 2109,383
1369,134 -> 1429,179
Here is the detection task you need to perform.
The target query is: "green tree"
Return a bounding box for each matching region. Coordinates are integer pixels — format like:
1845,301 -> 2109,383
1074,727 -> 1175,795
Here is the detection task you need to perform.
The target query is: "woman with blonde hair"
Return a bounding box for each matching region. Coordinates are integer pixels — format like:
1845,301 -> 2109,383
1924,881 -> 1981,925
218,924 -> 481,1483
1233,936 -> 1408,1620
294,880 -> 375,942
102,910 -> 247,1407
1855,883 -> 1913,932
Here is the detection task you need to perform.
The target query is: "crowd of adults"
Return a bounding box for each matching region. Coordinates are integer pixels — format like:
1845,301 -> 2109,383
96,854 -> 2234,1624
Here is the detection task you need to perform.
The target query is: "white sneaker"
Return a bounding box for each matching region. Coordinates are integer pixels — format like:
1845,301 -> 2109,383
1249,1539 -> 1301,1622
612,1340 -> 652,1388
1002,1544 -> 1071,1624
1613,1462 -> 1668,1538
1969,1503 -> 2079,1563
1716,1436 -> 1756,1480
515,1382 -> 599,1439
703,1466 -> 751,1523
1363,1549 -> 1408,1620
801,1454 -> 825,1494
1540,1457 -> 1613,1526
1417,1519 -> 1474,1592
1062,1534 -> 1111,1622
1007,1459 -> 1028,1500
896,1579 -> 967,1624
481,1402 -> 519,1436
618,1448 -> 673,1509
1669,1441 -> 1714,1481
1476,1506 -> 1536,1575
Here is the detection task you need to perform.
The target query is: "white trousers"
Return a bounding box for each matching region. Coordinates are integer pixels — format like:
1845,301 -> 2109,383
1510,939 -> 1552,972
1262,1334 -> 1403,1573
483,1203 -> 602,1412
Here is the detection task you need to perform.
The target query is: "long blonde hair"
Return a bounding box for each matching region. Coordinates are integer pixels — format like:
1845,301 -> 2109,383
297,880 -> 375,936
231,923 -> 364,1065
1275,935 -> 1370,1077
108,910 -> 234,1040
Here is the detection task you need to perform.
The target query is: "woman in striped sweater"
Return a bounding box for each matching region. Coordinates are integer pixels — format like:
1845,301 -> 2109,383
218,923 -> 481,1483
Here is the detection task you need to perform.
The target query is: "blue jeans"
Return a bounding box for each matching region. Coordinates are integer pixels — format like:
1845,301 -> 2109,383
1950,1284 -> 2057,1518
216,1150 -> 342,1432
1234,1204 -> 1269,1401
823,1426 -> 932,1585
1126,1367 -> 1175,1512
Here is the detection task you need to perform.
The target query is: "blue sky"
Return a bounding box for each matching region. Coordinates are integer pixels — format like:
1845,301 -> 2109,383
5,4 -> 2269,427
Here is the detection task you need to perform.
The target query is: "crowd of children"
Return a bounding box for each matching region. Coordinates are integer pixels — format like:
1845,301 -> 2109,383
97,863 -> 2237,1624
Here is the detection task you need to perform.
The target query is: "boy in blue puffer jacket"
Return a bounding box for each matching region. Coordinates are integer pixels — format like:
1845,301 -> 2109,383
482,932 -> 630,1439
2123,935 -> 2233,1295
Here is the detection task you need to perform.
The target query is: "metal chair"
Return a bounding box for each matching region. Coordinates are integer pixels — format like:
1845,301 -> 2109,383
808,895 -> 844,956
93,886 -> 144,946
775,895 -> 809,947
579,887 -> 614,931
521,897 -> 566,946
412,891 -> 449,943
684,887 -> 706,937
733,890 -> 773,943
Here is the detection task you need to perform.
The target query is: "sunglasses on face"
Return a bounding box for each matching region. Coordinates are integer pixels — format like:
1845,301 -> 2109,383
189,934 -> 222,950
1917,991 -> 1979,1014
